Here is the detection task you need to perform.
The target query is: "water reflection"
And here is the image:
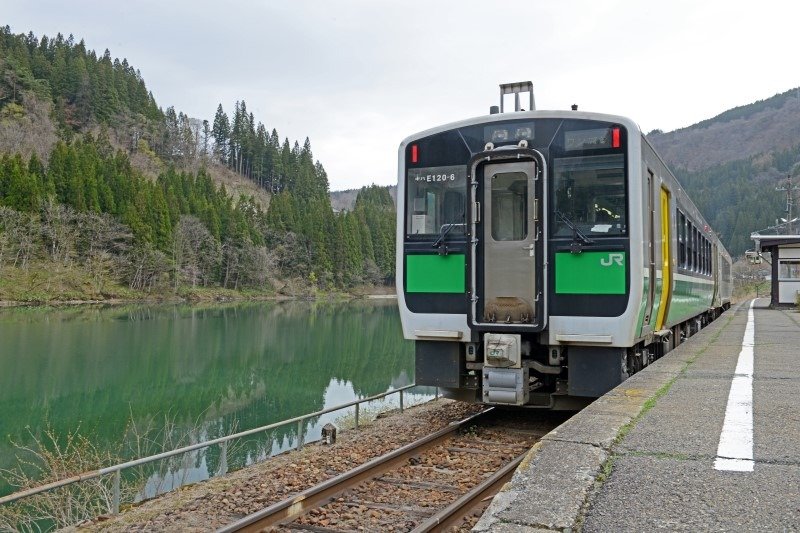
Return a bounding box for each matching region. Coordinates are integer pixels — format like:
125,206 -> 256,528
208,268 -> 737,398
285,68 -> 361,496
0,299 -> 416,498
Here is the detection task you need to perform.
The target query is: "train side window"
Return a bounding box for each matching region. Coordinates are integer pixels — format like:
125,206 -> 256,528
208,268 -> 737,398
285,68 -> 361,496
702,238 -> 706,274
700,235 -> 706,274
678,211 -> 686,268
685,218 -> 690,269
707,239 -> 712,275
701,238 -> 705,274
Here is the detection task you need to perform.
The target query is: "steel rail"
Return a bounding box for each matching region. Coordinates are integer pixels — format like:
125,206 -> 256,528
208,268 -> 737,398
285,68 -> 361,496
217,408 -> 492,533
411,451 -> 526,532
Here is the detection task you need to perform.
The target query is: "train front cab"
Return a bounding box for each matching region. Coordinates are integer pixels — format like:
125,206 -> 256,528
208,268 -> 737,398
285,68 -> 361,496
399,115 -> 646,410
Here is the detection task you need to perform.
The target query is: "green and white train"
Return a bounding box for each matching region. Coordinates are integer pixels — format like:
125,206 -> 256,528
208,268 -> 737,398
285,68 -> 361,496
396,82 -> 732,410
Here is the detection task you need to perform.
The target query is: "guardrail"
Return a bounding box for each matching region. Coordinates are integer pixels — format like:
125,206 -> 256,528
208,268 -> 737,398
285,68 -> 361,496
0,384 -> 438,514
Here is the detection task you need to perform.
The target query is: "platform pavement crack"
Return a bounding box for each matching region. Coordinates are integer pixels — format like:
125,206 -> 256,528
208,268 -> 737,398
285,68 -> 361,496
496,517 -> 567,531
572,306 -> 740,531
617,450 -> 800,468
541,436 -> 613,451
621,450 -> 713,462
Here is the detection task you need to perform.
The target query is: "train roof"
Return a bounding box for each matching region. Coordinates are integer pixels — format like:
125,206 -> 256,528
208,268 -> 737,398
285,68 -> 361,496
399,110 -> 642,148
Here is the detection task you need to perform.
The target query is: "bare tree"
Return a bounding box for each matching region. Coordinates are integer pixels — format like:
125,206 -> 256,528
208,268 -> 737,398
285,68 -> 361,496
0,207 -> 41,269
172,216 -> 220,289
40,199 -> 79,266
239,244 -> 275,288
126,245 -> 170,291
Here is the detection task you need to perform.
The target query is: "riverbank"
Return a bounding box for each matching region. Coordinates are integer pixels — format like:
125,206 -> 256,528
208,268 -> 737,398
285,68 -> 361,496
0,264 -> 396,307
77,399 -> 483,532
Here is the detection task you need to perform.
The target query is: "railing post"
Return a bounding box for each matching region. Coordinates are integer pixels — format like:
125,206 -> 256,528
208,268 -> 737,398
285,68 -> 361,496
112,469 -> 120,515
355,404 -> 360,429
218,440 -> 228,476
297,420 -> 304,450
435,387 -> 439,400
400,389 -> 404,412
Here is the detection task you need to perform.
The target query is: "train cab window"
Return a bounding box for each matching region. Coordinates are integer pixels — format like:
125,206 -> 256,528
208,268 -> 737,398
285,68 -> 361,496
552,154 -> 626,237
406,165 -> 467,237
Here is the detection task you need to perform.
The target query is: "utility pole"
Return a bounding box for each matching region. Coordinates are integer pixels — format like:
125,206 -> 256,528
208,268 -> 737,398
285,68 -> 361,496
776,174 -> 800,234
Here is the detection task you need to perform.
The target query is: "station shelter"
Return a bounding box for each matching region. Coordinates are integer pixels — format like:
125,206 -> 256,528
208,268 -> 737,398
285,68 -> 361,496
751,228 -> 800,307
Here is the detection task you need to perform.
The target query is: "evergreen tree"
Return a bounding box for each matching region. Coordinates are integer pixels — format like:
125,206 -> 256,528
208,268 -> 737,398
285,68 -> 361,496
211,104 -> 230,164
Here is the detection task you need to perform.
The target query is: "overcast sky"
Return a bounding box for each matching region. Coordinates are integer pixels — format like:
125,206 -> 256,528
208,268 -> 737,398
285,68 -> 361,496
4,0 -> 800,190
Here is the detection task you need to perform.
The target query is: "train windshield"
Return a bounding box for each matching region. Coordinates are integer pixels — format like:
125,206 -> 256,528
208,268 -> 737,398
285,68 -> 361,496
552,154 -> 626,237
406,165 -> 467,237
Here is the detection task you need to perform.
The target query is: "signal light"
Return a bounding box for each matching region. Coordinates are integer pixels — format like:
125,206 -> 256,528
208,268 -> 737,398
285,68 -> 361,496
612,127 -> 621,148
411,144 -> 419,163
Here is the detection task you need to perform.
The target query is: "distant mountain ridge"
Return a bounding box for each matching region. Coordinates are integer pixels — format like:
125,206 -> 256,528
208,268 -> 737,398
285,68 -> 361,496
648,87 -> 800,171
647,87 -> 800,256
331,185 -> 396,212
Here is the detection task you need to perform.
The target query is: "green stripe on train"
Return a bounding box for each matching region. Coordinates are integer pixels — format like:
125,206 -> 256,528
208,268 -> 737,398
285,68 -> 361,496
406,254 -> 465,293
555,251 -> 627,294
666,278 -> 714,322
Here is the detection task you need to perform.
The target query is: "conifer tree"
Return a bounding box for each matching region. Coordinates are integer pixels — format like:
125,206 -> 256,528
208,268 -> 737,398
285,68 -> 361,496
212,104 -> 230,164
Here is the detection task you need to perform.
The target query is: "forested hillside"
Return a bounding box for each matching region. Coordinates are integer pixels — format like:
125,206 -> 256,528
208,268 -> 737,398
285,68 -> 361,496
0,27 -> 395,301
674,146 -> 800,255
330,185 -> 396,212
648,88 -> 800,172
647,87 -> 800,257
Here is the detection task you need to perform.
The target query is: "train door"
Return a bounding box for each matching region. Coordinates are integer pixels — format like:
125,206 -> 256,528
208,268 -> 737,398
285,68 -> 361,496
474,161 -> 538,327
655,186 -> 672,329
643,170 -> 656,329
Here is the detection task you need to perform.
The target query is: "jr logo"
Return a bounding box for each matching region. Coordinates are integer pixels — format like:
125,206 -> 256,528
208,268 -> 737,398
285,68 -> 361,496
600,253 -> 625,267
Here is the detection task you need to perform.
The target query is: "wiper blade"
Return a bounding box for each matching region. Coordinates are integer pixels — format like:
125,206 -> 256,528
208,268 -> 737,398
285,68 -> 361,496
433,206 -> 466,254
432,222 -> 465,253
555,210 -> 594,245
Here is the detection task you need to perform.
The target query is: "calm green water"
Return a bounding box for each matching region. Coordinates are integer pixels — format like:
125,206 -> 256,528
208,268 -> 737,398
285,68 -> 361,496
0,299 -> 417,499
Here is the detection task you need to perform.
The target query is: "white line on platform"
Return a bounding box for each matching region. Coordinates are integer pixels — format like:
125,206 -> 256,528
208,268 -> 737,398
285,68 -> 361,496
714,299 -> 756,472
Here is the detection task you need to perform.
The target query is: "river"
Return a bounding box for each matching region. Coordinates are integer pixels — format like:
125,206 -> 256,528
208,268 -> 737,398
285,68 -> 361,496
0,299 -> 419,500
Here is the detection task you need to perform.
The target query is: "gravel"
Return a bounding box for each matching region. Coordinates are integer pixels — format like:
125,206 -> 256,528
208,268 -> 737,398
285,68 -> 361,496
77,399 -> 484,532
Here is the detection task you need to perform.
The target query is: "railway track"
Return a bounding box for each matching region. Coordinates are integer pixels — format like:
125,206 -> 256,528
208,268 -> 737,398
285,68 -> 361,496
218,409 -> 558,533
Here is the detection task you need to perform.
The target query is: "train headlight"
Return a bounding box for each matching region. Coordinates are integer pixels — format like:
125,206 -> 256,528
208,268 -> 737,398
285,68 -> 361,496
515,127 -> 533,140
491,128 -> 509,142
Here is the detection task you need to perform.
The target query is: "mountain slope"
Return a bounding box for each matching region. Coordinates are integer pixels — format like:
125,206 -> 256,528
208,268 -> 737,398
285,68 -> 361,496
647,88 -> 800,257
0,27 -> 395,300
648,88 -> 800,171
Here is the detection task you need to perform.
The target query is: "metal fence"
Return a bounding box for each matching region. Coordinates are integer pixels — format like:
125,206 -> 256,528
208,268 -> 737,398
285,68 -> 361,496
0,384 -> 438,514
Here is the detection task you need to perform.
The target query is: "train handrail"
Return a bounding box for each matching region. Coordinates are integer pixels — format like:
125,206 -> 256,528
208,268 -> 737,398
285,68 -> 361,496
0,383 -> 437,514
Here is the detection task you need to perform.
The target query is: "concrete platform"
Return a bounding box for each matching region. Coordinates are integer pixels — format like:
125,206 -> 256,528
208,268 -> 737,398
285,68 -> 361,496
475,299 -> 800,531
